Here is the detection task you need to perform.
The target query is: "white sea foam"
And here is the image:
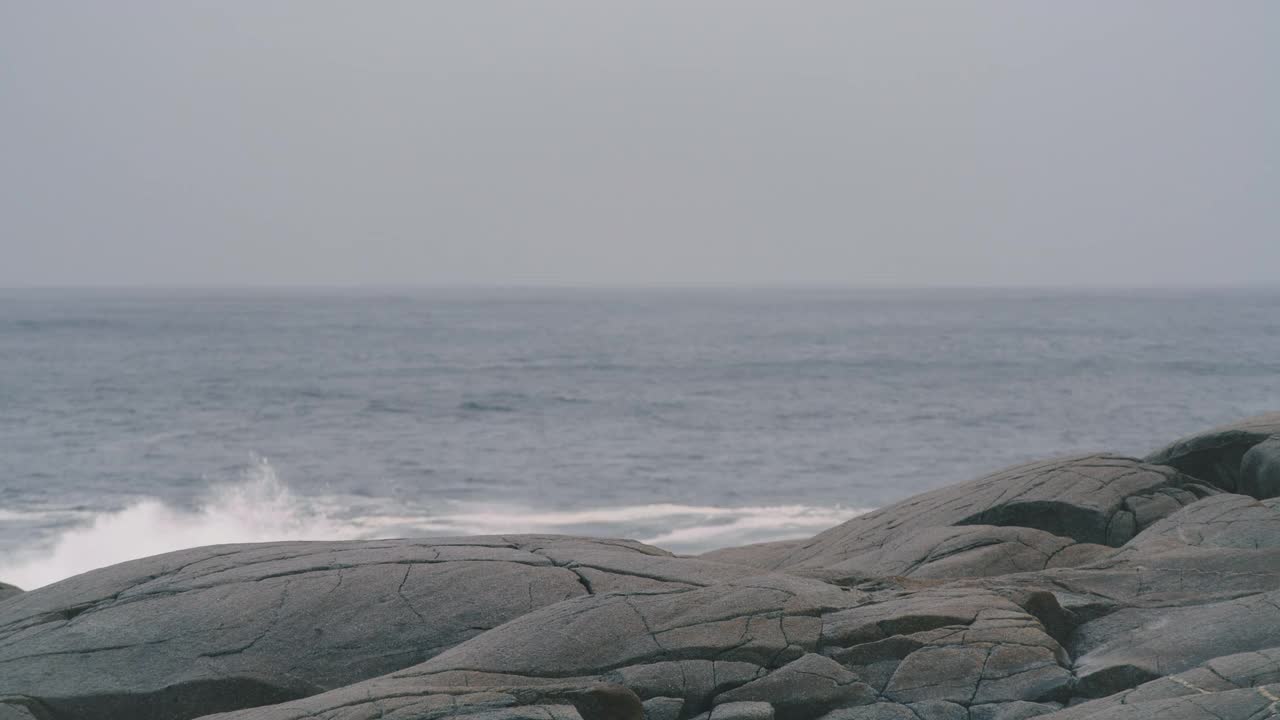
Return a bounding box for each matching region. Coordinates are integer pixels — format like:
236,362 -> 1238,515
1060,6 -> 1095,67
367,502 -> 866,554
0,463 -> 867,590
0,460 -> 361,590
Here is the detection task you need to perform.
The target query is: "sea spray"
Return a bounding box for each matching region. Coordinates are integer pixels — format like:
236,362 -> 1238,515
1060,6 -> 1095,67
0,459 -> 867,589
0,459 -> 359,590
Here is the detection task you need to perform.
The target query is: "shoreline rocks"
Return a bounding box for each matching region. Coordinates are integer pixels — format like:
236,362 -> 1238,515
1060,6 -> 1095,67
3,413 -> 1280,720
0,584 -> 20,603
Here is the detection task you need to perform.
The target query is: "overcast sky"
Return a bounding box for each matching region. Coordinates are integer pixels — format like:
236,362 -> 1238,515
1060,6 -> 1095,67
1,2 -> 1276,287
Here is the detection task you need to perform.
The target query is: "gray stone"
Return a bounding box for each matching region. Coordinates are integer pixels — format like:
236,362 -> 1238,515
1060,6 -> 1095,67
0,535 -> 734,720
641,697 -> 684,720
1145,412 -> 1280,495
713,654 -> 873,720
726,454 -> 1209,582
969,701 -> 1059,720
0,697 -> 48,720
1071,589 -> 1280,698
0,584 -> 20,603
1039,683 -> 1280,720
197,683 -> 640,720
1241,436 -> 1280,500
815,703 -> 967,720
1047,646 -> 1280,717
787,525 -> 1105,584
709,702 -> 775,720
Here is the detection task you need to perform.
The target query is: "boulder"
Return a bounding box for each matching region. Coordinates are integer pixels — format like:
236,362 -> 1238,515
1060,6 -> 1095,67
0,584 -> 20,603
206,573 -> 1076,720
1241,436 -> 1280,499
1145,411 -> 1280,495
964,492 -> 1280,616
0,535 -> 746,720
712,454 -> 1212,580
782,525 -> 1110,584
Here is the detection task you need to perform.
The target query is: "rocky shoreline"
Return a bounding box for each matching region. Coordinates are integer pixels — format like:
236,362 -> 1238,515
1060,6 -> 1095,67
2,413 -> 1279,720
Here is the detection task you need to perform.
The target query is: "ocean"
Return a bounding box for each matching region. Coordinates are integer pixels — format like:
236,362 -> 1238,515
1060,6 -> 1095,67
2,287 -> 1278,590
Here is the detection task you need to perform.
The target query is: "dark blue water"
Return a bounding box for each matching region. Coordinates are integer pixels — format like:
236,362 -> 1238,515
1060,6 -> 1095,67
2,287 -> 1278,588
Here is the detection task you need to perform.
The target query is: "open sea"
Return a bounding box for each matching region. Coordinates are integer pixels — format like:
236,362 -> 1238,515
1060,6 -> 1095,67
2,287 -> 1278,589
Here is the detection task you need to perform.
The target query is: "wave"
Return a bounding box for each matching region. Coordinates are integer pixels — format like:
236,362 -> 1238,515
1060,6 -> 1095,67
373,502 -> 863,554
0,460 -> 361,591
0,464 -> 867,591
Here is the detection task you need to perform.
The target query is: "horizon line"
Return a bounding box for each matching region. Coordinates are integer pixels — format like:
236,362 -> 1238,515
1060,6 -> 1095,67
3,281 -> 1280,292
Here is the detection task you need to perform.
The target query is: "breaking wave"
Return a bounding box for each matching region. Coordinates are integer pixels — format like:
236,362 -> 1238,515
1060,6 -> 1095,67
0,461 -> 360,591
0,462 -> 866,590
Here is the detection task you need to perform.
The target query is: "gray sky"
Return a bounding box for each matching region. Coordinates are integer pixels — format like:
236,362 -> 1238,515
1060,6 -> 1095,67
1,2 -> 1276,287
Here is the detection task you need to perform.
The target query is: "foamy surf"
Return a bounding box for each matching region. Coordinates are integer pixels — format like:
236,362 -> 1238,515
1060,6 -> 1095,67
0,463 -> 867,590
363,502 -> 864,555
0,460 -> 362,590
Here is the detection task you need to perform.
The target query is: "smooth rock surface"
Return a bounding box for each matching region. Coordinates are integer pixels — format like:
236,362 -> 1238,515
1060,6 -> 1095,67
0,584 -> 20,603
1145,411 -> 1280,495
706,454 -> 1211,580
1241,436 -> 1280,499
198,683 -> 642,720
0,535 -> 743,720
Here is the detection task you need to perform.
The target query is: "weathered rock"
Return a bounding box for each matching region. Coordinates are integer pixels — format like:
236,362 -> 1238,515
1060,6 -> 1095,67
702,539 -> 807,572
0,535 -> 745,720
703,702 -> 775,720
1044,646 -> 1280,718
713,654 -> 872,719
1241,436 -> 1280,499
967,701 -> 1059,720
224,572 -> 1078,720
823,587 -> 1072,707
198,683 -> 641,720
1069,588 -> 1280,698
641,696 -> 685,720
0,584 -> 20,603
712,454 -> 1207,580
787,525 -> 1109,584
1040,683 -> 1280,720
409,573 -> 860,684
816,702 -> 968,720
193,574 -> 876,720
1145,411 -> 1280,495
0,697 -> 50,720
